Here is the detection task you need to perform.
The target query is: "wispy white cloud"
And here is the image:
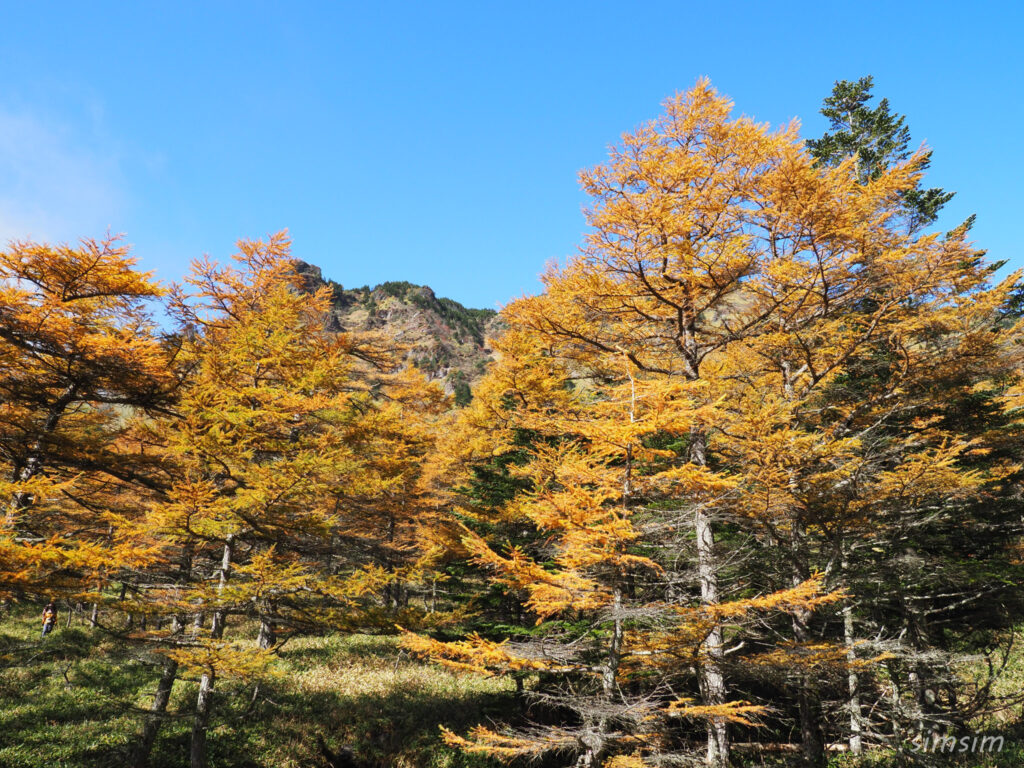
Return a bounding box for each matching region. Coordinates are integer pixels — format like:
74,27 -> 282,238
0,107 -> 125,244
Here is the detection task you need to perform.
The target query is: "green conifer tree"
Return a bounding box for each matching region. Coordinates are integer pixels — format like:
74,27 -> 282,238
807,76 -> 954,231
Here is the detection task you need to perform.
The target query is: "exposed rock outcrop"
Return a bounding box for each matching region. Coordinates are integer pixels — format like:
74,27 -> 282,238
292,260 -> 499,394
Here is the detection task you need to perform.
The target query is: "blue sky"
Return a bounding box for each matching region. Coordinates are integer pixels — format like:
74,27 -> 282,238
1,2 -> 1021,309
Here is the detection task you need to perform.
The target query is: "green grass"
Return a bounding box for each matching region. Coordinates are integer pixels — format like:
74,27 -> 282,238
4,604 -> 1022,768
827,740 -> 1024,768
825,631 -> 1024,768
0,607 -> 512,768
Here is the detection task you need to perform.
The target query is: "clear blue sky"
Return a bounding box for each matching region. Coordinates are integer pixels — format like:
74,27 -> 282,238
1,2 -> 1021,309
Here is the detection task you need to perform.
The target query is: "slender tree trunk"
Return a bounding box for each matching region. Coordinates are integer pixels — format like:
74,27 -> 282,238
123,579 -> 135,631
908,655 -> 937,738
603,588 -> 624,700
842,551 -> 863,755
691,428 -> 729,766
792,604 -> 826,766
134,656 -> 179,768
790,524 -> 825,768
191,669 -> 215,768
257,621 -> 275,649
257,606 -> 276,650
578,722 -> 603,768
793,666 -> 826,767
844,604 -> 863,753
696,508 -> 729,766
576,587 -> 625,767
209,534 -> 234,638
886,658 -> 904,745
191,534 -> 234,768
383,517 -> 398,609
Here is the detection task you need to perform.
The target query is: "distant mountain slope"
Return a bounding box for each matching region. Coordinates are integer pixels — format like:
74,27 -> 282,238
293,261 -> 500,397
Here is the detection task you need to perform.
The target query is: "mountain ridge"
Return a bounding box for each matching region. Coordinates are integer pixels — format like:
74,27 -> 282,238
293,260 -> 500,400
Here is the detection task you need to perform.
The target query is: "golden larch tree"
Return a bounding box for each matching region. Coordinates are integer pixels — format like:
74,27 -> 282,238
133,232 -> 444,768
0,236 -> 174,603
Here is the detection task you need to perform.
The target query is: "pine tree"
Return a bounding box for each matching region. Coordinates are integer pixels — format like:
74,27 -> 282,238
806,75 -> 954,231
799,77 -> 1024,756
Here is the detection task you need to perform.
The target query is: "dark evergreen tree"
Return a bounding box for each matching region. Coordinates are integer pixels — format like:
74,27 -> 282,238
807,76 -> 955,232
793,78 -> 1024,757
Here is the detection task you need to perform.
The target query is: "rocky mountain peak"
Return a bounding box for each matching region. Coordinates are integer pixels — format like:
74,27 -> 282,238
292,260 -> 499,399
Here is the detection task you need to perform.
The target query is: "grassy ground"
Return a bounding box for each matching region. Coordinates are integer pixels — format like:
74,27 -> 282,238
826,632 -> 1024,768
2,605 -> 1022,768
828,739 -> 1024,768
0,606 -> 512,768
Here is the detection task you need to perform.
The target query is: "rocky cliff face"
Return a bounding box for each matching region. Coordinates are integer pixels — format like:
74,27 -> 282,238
292,260 -> 500,395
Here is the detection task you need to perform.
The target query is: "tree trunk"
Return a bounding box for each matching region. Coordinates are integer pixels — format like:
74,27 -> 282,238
696,508 -> 729,766
790,525 -> 825,768
134,656 -> 178,768
257,613 -> 276,650
691,428 -> 729,766
191,669 -> 215,768
842,549 -> 863,755
190,534 -> 234,768
209,534 -> 234,638
603,588 -> 624,700
886,658 -> 904,745
794,670 -> 826,768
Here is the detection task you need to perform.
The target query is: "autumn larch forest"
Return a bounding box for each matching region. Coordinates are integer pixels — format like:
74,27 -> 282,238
2,79 -> 1023,768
